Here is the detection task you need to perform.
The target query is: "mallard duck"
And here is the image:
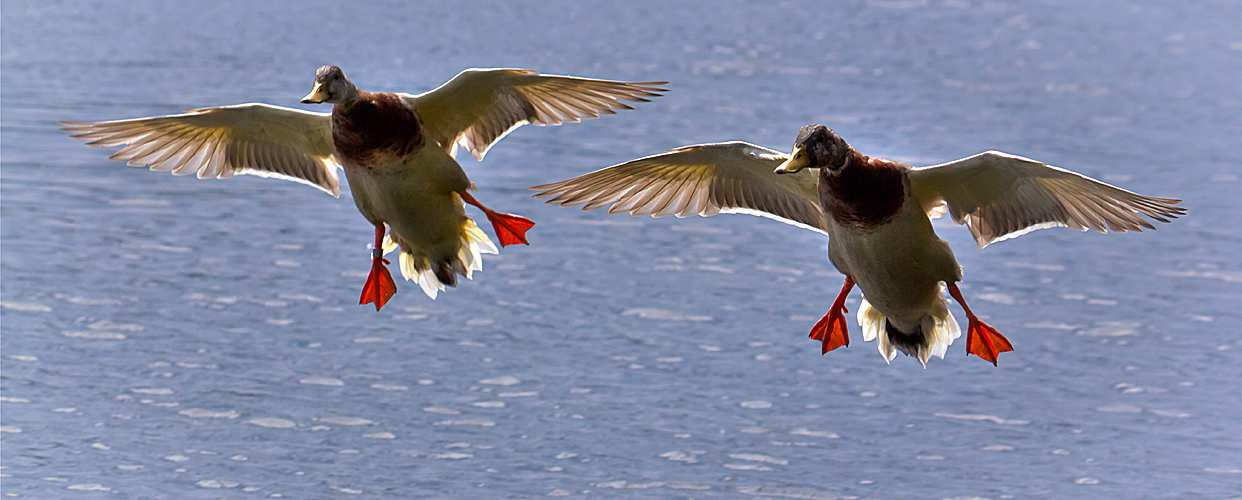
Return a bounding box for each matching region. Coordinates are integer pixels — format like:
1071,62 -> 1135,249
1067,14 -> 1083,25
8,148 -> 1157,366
63,66 -> 667,311
532,125 -> 1185,366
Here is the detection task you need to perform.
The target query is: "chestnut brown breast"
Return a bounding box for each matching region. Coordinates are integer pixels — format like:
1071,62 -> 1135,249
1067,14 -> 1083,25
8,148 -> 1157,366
819,151 -> 908,230
332,91 -> 424,168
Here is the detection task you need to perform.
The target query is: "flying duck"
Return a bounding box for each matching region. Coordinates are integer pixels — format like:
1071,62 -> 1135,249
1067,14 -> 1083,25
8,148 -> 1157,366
63,66 -> 666,311
531,125 -> 1185,366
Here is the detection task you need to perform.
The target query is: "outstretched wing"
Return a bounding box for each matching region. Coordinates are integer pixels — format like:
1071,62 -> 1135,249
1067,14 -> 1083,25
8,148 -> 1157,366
62,103 -> 341,196
532,141 -> 827,233
907,151 -> 1185,248
403,69 -> 667,161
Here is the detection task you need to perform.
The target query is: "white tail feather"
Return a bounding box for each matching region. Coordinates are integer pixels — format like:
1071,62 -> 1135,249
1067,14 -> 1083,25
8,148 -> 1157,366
381,219 -> 500,300
857,289 -> 961,367
857,300 -> 897,363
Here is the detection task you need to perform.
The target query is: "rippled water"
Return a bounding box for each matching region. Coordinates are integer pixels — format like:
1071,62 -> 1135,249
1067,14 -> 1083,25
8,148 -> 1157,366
2,0 -> 1239,498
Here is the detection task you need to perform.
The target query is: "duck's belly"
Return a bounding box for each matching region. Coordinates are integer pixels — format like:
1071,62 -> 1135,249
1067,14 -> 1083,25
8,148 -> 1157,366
343,147 -> 472,258
826,200 -> 961,331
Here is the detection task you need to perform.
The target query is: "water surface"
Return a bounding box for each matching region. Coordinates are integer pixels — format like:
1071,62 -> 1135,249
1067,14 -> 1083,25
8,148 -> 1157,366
2,0 -> 1239,498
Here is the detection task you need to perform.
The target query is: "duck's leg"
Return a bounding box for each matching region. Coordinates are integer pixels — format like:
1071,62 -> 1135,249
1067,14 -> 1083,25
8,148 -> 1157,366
359,224 -> 397,311
460,191 -> 535,247
810,276 -> 855,354
946,282 -> 1013,366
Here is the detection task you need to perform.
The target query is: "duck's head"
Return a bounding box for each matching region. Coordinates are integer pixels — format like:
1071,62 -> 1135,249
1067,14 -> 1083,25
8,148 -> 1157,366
301,65 -> 358,104
774,124 -> 852,175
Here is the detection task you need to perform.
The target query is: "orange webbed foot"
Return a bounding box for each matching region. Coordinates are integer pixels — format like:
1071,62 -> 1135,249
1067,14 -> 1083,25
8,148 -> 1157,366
460,191 -> 535,247
359,255 -> 397,312
965,317 -> 1013,366
946,282 -> 1014,366
484,210 -> 535,247
809,304 -> 850,354
809,276 -> 855,354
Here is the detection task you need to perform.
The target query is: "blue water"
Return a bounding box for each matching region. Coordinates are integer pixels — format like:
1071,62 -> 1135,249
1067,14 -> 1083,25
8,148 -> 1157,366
2,0 -> 1239,498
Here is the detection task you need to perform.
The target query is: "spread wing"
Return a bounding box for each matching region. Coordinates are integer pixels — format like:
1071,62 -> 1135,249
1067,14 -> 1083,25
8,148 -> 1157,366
907,151 -> 1185,248
531,142 -> 827,233
62,103 -> 342,196
402,68 -> 667,161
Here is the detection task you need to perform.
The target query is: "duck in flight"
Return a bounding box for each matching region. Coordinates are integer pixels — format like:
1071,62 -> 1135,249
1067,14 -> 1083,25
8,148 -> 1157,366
532,125 -> 1185,366
64,66 -> 667,311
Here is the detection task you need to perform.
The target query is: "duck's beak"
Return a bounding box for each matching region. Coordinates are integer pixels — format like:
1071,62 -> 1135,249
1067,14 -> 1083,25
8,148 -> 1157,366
301,82 -> 329,104
774,146 -> 810,174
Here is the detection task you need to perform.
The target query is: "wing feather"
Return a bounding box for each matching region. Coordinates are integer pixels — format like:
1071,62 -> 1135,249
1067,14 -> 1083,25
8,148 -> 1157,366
62,103 -> 342,196
403,69 -> 667,160
532,142 -> 827,233
907,151 -> 1184,247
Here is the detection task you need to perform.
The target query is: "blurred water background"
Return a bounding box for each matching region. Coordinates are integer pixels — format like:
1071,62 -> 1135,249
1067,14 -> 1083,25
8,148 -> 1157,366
2,0 -> 1239,498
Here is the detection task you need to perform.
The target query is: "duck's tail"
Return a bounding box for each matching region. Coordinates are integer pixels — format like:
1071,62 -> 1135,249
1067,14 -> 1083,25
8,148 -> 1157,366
857,288 -> 961,367
383,218 -> 499,299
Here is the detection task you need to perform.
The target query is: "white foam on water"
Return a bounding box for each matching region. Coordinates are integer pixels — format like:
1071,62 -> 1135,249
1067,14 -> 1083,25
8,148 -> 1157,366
1004,262 -> 1065,272
1024,322 -> 1079,330
66,484 -> 111,492
299,377 -> 344,386
316,417 -> 373,426
432,452 -> 473,459
1096,404 -> 1143,413
363,432 -> 396,439
975,293 -> 1017,305
790,428 -> 839,439
479,376 -> 520,386
246,418 -> 296,429
278,293 -> 323,302
107,198 -> 171,206
1,302 -> 51,311
934,413 -> 1029,425
57,294 -> 124,305
433,419 -> 495,427
729,453 -> 788,465
62,331 -> 126,340
179,408 -> 239,419
622,308 -> 712,322
197,479 -> 240,488
597,481 -> 710,490
754,265 -> 803,276
1149,409 -> 1192,418
725,463 -> 773,471
659,451 -> 698,463
370,384 -> 408,391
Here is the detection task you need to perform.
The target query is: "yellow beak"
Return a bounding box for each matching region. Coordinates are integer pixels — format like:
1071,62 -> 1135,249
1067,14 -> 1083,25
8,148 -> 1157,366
774,146 -> 810,174
301,82 -> 329,104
